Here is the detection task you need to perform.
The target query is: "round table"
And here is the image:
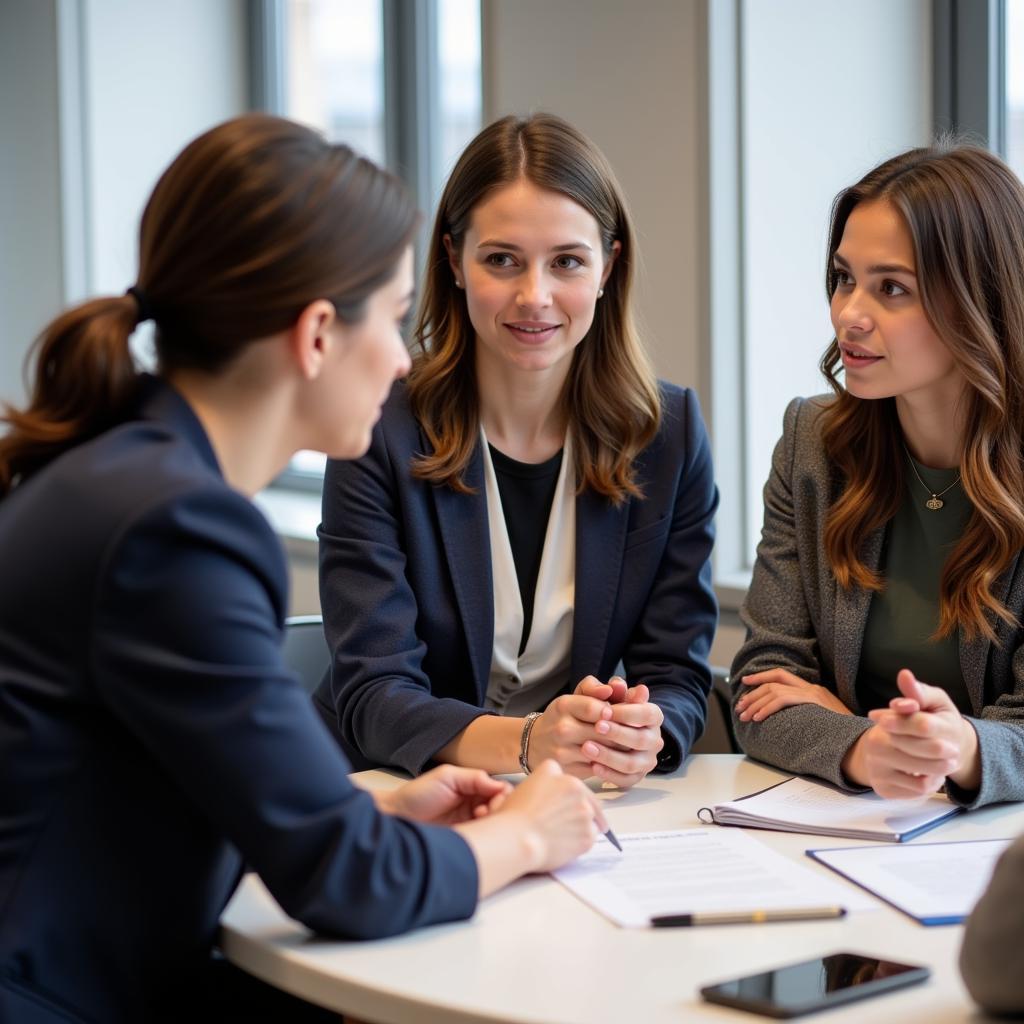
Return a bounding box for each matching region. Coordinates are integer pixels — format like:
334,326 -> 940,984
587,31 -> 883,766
219,754 -> 1022,1023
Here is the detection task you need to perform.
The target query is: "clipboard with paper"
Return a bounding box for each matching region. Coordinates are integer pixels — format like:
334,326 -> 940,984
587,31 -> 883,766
806,838 -> 1012,925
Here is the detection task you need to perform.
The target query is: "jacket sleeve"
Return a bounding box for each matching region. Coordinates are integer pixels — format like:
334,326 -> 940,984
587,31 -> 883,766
318,426 -> 491,774
730,398 -> 872,788
953,644 -> 1024,808
622,387 -> 718,769
960,834 -> 1024,1015
91,486 -> 478,939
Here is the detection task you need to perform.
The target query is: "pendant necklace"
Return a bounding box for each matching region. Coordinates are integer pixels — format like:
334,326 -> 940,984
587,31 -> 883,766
904,445 -> 961,510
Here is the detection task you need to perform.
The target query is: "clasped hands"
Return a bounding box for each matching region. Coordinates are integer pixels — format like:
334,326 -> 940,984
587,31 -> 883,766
737,666 -> 980,799
527,675 -> 665,789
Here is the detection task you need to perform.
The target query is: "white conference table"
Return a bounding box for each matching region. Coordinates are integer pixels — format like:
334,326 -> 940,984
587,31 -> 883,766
219,755 -> 1024,1023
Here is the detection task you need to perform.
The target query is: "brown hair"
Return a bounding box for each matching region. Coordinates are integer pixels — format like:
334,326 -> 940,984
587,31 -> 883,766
407,112 -> 660,503
820,143 -> 1024,642
0,113 -> 418,496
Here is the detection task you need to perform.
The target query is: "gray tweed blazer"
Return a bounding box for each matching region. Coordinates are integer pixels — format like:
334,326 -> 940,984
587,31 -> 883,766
731,395 -> 1024,809
960,834 -> 1024,1014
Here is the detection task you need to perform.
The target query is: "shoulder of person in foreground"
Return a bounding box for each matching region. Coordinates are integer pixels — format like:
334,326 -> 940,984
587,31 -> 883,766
90,456 -> 478,941
960,833 -> 1024,1016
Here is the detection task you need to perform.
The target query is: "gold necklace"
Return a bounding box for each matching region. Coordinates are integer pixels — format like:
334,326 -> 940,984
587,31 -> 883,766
904,445 -> 961,510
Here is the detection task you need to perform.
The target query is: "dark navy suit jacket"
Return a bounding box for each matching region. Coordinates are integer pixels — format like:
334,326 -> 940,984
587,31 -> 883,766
0,378 -> 476,1024
314,380 -> 718,774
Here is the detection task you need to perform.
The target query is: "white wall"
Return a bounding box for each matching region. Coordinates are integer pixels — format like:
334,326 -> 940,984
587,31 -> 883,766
0,0 -> 248,408
481,0 -> 706,400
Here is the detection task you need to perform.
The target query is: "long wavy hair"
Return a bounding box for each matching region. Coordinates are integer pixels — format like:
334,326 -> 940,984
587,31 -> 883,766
0,114 -> 417,496
407,113 -> 660,503
819,143 -> 1024,642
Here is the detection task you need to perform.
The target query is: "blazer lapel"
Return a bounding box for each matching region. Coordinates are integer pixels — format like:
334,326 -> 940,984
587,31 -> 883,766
834,526 -> 885,712
570,488 -> 630,682
959,553 -> 1020,713
432,439 -> 494,703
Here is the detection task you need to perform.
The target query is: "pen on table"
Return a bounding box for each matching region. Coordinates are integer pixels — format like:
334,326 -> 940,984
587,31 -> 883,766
650,906 -> 846,927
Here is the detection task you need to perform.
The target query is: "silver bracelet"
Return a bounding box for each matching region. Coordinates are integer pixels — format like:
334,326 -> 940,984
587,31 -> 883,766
519,711 -> 543,774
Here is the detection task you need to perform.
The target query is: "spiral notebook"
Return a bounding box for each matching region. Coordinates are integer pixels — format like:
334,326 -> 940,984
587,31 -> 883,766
697,776 -> 961,842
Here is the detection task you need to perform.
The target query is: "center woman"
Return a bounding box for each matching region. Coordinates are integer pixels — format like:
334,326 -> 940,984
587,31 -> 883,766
314,114 -> 717,786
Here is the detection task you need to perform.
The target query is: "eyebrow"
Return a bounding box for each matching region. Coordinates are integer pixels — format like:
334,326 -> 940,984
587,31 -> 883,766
832,253 -> 916,276
476,239 -> 593,253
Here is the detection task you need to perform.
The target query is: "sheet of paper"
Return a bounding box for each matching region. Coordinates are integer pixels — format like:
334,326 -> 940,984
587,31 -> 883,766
720,777 -> 955,836
552,828 -> 877,928
808,839 -> 1012,924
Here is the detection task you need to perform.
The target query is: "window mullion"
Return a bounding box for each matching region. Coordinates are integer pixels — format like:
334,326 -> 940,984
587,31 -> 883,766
383,0 -> 439,270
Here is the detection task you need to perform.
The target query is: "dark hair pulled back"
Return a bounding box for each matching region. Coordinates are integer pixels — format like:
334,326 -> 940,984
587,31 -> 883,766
0,113 -> 417,495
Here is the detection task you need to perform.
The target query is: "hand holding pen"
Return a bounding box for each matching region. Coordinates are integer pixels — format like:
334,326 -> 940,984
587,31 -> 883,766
461,760 -> 617,874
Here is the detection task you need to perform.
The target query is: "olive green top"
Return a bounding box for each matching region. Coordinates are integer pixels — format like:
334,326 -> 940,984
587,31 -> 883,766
857,452 -> 972,714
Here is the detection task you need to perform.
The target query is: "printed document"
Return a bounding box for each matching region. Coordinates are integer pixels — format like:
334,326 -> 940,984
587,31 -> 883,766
552,828 -> 877,928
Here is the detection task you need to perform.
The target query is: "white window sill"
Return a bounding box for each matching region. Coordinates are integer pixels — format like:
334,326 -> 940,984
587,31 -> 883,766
254,487 -> 320,557
714,571 -> 750,614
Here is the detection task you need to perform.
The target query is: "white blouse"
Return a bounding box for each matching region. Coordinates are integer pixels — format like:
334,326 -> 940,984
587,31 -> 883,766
481,429 -> 576,716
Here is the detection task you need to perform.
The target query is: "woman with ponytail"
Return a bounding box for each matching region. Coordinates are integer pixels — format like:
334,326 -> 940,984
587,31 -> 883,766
0,114 -> 608,1024
731,143 -> 1024,809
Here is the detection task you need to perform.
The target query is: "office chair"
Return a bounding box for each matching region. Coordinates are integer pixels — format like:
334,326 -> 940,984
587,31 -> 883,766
282,614 -> 330,695
690,666 -> 740,754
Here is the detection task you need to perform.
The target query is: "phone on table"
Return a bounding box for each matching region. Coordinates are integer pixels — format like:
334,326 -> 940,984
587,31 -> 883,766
699,951 -> 930,1018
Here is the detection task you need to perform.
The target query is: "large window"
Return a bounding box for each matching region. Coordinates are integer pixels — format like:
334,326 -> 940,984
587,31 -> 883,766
708,0 -> 933,587
285,0 -> 386,165
259,0 -> 482,487
712,0 -> 1024,594
1007,0 -> 1024,176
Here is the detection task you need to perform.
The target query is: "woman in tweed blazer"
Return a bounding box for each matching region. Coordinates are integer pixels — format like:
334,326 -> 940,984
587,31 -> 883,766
731,144 -> 1024,810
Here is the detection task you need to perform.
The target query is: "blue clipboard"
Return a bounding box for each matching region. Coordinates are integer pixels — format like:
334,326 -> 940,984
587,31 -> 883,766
806,838 -> 1013,926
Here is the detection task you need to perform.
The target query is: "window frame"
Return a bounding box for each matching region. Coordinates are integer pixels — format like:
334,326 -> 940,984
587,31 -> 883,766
249,0 -> 479,494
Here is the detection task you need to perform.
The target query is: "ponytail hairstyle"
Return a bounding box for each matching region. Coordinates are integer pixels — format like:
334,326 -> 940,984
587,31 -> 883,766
820,142 -> 1024,643
0,113 -> 418,496
408,112 -> 660,503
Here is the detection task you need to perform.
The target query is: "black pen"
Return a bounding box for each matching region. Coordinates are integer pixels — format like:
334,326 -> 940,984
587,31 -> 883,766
603,827 -> 623,852
650,906 -> 846,927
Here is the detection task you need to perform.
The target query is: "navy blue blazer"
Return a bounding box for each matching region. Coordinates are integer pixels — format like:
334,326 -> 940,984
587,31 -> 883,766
314,380 -> 718,774
0,378 -> 476,1024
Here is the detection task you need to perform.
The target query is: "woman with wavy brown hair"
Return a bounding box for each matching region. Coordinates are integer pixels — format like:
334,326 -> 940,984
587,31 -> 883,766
315,113 -> 717,787
0,114 -> 609,1024
731,142 -> 1024,808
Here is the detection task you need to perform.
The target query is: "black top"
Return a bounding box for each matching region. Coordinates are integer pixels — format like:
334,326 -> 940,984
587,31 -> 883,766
488,444 -> 564,654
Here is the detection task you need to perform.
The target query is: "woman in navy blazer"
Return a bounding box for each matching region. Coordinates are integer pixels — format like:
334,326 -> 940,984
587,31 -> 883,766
315,114 -> 718,785
0,115 -> 607,1024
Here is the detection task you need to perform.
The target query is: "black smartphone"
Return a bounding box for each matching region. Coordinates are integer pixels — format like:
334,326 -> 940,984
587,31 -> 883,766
699,951 -> 930,1018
